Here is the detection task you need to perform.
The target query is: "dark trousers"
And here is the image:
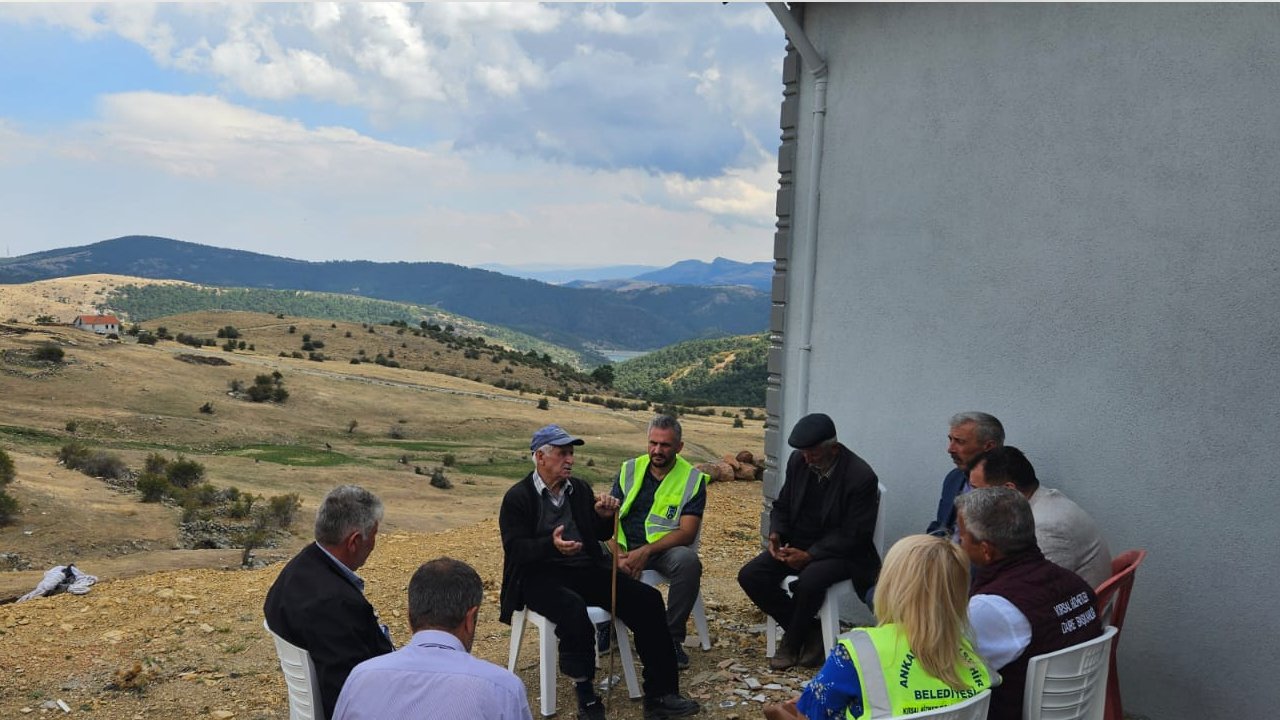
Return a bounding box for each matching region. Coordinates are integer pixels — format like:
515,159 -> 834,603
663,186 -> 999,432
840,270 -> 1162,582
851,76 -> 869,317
522,563 -> 678,698
737,552 -> 856,652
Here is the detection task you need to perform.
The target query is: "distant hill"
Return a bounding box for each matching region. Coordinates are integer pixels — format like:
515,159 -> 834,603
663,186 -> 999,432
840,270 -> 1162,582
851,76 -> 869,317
0,236 -> 767,354
612,333 -> 767,407
633,257 -> 773,291
476,263 -> 660,284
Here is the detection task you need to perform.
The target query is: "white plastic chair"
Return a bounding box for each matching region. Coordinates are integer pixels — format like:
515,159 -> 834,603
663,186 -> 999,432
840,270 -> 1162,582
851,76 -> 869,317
507,606 -> 642,717
264,620 -> 324,720
639,569 -> 712,650
1023,625 -> 1118,720
766,482 -> 886,658
888,689 -> 991,719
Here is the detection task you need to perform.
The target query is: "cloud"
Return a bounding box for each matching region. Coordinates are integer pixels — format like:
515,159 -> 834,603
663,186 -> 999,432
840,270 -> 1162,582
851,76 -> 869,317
0,3 -> 783,178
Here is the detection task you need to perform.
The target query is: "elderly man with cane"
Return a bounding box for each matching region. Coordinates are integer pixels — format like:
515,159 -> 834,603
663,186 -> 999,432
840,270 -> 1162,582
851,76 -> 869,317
498,424 -> 700,720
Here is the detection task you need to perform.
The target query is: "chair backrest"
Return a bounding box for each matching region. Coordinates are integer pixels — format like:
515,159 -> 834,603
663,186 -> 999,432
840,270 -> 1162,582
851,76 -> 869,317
875,482 -> 887,553
1093,549 -> 1146,632
888,689 -> 991,719
264,620 -> 325,720
1023,625 -> 1118,720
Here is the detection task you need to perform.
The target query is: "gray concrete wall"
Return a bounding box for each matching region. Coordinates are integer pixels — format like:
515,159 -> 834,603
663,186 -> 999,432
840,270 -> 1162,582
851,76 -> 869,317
780,5 -> 1280,718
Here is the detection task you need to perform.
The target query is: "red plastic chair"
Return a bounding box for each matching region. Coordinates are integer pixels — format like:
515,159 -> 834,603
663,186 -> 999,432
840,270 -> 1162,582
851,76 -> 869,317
1093,549 -> 1147,720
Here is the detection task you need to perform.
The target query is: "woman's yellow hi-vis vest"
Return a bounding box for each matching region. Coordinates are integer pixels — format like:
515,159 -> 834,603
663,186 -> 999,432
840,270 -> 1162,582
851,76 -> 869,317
839,624 -> 991,720
616,455 -> 706,552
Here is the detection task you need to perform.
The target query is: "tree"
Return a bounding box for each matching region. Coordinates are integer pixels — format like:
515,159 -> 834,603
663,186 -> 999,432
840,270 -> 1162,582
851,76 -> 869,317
0,448 -> 14,485
33,344 -> 65,363
590,363 -> 616,386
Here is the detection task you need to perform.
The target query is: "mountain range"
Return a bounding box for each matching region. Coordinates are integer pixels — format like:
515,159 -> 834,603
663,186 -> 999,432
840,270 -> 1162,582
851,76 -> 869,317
0,236 -> 768,354
480,257 -> 772,290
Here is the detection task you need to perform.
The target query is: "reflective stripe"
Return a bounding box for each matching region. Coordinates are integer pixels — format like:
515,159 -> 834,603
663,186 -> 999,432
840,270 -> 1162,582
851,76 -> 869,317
847,630 -> 893,719
621,459 -> 637,495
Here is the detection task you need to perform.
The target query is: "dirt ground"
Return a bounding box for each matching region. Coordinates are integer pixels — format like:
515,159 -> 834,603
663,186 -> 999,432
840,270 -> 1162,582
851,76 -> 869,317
0,480 -> 826,720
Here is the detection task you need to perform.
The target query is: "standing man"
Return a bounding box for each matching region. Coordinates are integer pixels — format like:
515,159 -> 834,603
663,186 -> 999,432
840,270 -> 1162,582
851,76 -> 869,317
264,485 -> 394,720
610,415 -> 709,670
956,487 -> 1102,720
737,412 -> 881,671
967,446 -> 1113,588
332,557 -> 532,720
926,412 -> 1004,537
498,424 -> 700,720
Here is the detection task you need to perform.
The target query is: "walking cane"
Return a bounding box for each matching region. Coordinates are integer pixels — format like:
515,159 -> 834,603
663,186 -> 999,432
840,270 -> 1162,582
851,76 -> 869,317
607,506 -> 621,704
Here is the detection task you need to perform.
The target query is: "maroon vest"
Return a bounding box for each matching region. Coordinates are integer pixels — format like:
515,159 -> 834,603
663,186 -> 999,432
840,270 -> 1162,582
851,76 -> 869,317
972,548 -> 1102,720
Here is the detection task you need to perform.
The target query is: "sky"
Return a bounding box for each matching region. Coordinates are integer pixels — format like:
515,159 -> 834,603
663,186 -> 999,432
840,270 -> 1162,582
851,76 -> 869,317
0,3 -> 786,268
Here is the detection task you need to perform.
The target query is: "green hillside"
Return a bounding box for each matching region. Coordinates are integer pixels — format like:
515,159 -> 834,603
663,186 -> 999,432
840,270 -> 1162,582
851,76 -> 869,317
613,333 -> 767,407
103,283 -> 598,367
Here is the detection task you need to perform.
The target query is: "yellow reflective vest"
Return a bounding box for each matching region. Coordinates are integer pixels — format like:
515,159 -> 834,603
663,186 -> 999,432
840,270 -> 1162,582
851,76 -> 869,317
839,625 -> 991,720
616,454 -> 707,552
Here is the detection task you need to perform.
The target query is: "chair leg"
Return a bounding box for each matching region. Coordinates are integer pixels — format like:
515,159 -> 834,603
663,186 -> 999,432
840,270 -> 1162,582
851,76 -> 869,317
818,593 -> 839,657
612,619 -> 643,700
1104,657 -> 1122,720
507,610 -> 526,673
691,592 -> 711,651
765,616 -> 777,658
537,617 -> 557,717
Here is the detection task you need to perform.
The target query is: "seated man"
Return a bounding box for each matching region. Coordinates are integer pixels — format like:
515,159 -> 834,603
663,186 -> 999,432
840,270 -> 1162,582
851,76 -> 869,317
332,557 -> 532,720
498,424 -> 700,720
264,485 -> 394,720
927,412 -> 1004,538
610,414 -> 709,670
968,446 -> 1113,588
737,412 -> 881,670
956,487 -> 1103,720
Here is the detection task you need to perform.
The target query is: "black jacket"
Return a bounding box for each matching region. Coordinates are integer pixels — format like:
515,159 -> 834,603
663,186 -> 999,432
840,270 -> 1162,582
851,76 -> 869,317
263,542 -> 394,720
498,473 -> 613,624
770,445 -> 882,590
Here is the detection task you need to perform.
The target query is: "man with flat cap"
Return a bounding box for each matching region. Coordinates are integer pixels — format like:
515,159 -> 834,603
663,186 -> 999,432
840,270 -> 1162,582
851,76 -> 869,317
499,424 -> 700,720
737,413 -> 882,670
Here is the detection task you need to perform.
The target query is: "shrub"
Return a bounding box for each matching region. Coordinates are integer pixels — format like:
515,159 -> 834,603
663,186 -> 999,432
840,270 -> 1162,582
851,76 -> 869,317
0,448 -> 14,485
537,398 -> 550,410
65,420 -> 78,434
227,493 -> 257,519
0,490 -> 17,523
33,344 -> 65,363
136,473 -> 171,502
441,453 -> 456,467
388,425 -> 406,440
347,420 -> 359,434
733,417 -> 745,428
199,401 -> 215,414
81,451 -> 128,479
58,441 -> 92,468
143,453 -> 169,475
166,457 -> 206,489
430,468 -> 452,490
266,493 -> 302,528
136,333 -> 158,345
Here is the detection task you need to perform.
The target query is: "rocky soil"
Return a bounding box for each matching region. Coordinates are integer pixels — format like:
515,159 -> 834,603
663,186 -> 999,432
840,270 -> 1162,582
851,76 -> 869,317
0,481 -> 842,720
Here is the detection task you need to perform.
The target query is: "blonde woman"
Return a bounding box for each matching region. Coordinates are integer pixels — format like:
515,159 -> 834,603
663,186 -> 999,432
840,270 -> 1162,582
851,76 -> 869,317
765,535 -> 992,720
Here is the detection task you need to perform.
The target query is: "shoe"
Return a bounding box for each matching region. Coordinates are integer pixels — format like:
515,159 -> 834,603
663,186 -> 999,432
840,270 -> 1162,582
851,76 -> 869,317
799,624 -> 826,668
768,644 -> 798,671
643,693 -> 701,719
673,643 -> 690,670
578,697 -> 607,720
799,638 -> 825,668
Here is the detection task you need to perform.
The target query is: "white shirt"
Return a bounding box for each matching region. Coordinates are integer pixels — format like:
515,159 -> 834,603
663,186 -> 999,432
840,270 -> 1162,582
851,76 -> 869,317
969,594 -> 1032,670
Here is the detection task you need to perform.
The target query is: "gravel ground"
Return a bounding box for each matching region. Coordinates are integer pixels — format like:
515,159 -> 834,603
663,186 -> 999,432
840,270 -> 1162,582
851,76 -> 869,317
1,480 -> 828,720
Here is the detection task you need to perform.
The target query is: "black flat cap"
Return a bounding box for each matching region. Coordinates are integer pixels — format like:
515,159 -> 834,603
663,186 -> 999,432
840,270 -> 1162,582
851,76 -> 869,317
788,413 -> 836,449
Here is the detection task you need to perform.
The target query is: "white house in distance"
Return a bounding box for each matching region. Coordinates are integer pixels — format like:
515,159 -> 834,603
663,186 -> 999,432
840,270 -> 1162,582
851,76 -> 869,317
71,314 -> 120,335
763,5 -> 1279,720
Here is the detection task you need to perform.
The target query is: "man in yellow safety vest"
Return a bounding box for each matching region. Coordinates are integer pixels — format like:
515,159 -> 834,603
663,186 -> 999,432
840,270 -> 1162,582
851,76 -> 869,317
610,415 -> 709,670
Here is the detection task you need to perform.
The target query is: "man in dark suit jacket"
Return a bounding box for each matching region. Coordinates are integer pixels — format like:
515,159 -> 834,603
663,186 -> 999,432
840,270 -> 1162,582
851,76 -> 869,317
499,424 -> 700,720
738,413 -> 881,671
264,485 -> 394,720
926,412 -> 1004,537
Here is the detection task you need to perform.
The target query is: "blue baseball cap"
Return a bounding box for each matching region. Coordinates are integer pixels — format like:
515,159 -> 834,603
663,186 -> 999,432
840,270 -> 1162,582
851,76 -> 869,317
530,424 -> 585,451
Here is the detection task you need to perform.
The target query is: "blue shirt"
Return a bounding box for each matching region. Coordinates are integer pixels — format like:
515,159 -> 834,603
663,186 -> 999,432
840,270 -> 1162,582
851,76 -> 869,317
332,629 -> 532,720
796,643 -> 865,720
